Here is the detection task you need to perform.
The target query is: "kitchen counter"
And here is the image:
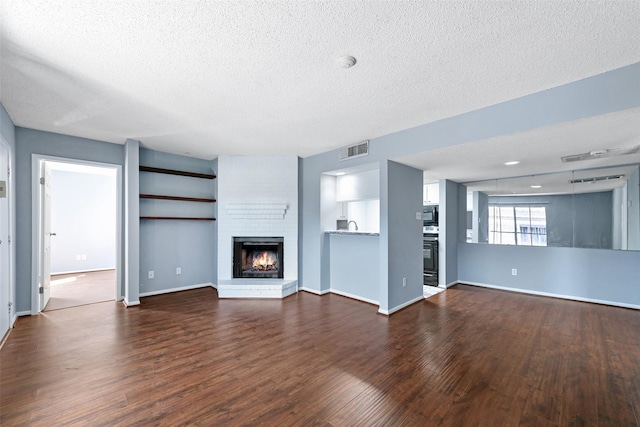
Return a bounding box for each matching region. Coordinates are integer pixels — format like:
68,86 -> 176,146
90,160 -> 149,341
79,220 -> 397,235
324,230 -> 379,236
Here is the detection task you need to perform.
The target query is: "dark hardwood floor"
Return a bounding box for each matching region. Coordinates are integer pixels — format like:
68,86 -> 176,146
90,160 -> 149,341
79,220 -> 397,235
1,285 -> 639,426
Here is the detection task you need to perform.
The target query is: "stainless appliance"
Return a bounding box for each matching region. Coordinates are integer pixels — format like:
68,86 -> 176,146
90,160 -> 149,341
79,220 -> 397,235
423,205 -> 439,227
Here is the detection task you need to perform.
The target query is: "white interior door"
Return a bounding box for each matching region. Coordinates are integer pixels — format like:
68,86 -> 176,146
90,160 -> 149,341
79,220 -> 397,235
40,162 -> 52,311
0,143 -> 10,333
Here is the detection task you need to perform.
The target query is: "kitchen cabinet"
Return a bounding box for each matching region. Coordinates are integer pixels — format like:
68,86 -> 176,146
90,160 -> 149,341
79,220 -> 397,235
337,202 -> 348,220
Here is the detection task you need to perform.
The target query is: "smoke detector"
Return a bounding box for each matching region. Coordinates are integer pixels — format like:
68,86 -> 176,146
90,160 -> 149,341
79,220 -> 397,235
338,56 -> 357,69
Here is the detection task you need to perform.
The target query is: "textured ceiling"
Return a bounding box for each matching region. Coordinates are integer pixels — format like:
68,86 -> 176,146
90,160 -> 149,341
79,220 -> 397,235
1,1 -> 639,160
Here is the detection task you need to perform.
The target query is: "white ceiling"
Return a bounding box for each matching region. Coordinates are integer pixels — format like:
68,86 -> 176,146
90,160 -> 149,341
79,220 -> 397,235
1,1 -> 639,162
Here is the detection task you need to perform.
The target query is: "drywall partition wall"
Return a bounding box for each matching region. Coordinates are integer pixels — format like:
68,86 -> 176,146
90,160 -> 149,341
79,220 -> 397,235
439,180 -> 461,287
138,149 -> 215,295
212,158 -> 219,286
381,160 -> 423,314
458,243 -> 640,309
300,63 -> 640,297
472,191 -> 489,243
217,155 -> 298,281
329,234 -> 379,303
629,168 -> 640,250
320,174 -> 337,292
124,139 -> 139,306
50,169 -> 117,274
14,128 -> 125,313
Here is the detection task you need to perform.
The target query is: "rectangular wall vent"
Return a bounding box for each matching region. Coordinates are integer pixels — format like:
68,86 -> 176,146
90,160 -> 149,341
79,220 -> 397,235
569,174 -> 624,184
339,140 -> 369,161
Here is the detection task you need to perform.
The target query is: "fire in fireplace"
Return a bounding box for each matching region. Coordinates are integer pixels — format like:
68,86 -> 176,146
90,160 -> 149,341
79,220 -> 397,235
233,237 -> 284,279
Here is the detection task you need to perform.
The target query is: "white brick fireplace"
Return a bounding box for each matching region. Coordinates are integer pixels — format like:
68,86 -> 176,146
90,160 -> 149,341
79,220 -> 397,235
216,155 -> 298,298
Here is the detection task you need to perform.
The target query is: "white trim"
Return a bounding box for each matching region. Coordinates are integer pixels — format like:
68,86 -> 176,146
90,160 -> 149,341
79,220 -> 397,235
298,287 -> 330,295
123,299 -> 140,307
0,136 -> 13,334
31,154 -> 123,315
329,289 -> 379,306
378,295 -> 424,316
14,311 -> 31,318
444,281 -> 457,289
458,281 -> 640,310
51,267 -> 117,275
140,282 -> 215,298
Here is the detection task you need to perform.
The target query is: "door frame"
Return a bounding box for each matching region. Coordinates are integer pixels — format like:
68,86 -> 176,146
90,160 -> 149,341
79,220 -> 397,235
0,137 -> 12,331
31,154 -> 123,314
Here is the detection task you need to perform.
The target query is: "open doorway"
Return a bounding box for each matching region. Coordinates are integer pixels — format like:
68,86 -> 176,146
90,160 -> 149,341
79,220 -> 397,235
32,156 -> 121,313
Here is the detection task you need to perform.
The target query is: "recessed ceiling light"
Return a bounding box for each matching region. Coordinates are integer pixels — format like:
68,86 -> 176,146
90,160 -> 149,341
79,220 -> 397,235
504,161 -> 520,166
338,56 -> 357,69
335,172 -> 346,176
530,185 -> 542,189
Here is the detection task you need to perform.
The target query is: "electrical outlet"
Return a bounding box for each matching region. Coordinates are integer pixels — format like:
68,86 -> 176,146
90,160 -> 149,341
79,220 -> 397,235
416,212 -> 422,220
403,277 -> 407,287
81,254 -> 87,260
76,255 -> 81,260
176,267 -> 181,275
148,271 -> 154,279
512,268 -> 518,276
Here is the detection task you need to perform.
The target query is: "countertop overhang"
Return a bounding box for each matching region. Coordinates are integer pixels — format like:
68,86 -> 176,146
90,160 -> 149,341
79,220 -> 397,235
325,230 -> 379,236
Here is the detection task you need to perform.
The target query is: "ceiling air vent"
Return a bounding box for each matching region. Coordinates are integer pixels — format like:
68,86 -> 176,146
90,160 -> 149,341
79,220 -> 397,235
339,140 -> 369,161
569,174 -> 625,184
561,145 -> 640,163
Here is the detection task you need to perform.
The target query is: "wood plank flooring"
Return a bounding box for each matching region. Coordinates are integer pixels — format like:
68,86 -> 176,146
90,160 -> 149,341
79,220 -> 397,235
45,270 -> 116,311
1,284 -> 639,426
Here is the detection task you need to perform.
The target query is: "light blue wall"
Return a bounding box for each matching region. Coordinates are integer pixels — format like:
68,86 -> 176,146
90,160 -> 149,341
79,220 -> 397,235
384,161 -> 423,311
50,170 -> 117,273
458,243 -> 640,308
14,127 -> 125,313
628,168 -> 640,250
138,148 -> 216,294
328,234 -> 379,303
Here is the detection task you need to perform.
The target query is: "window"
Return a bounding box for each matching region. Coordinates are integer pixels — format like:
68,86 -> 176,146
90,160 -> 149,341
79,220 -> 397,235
488,206 -> 547,246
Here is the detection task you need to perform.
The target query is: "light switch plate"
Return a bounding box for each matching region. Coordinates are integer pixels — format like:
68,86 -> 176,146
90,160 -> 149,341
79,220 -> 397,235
416,211 -> 422,220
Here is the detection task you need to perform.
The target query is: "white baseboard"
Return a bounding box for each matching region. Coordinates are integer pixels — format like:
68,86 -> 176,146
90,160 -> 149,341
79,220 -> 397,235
14,311 -> 30,319
51,267 -> 116,276
459,281 -> 640,310
123,299 -> 140,307
329,289 -> 379,306
298,287 -> 330,295
140,282 -> 215,298
378,294 -> 424,316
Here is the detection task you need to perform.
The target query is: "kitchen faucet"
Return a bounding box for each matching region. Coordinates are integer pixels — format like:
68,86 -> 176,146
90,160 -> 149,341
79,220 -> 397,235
348,220 -> 359,231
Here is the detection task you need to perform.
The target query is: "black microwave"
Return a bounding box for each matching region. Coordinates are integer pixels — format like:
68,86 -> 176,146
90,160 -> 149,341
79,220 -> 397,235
423,205 -> 439,227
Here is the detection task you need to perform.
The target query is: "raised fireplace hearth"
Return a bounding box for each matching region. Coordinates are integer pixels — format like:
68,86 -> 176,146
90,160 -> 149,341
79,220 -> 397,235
233,237 -> 284,279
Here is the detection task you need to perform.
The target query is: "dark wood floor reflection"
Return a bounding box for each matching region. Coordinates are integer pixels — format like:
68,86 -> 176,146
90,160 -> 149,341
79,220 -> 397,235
2,285 -> 639,426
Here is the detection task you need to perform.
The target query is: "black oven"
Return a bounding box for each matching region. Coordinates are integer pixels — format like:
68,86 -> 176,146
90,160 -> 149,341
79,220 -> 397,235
423,234 -> 438,286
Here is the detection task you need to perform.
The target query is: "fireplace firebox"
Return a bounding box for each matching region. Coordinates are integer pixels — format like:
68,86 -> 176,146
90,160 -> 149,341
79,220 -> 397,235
233,237 -> 284,279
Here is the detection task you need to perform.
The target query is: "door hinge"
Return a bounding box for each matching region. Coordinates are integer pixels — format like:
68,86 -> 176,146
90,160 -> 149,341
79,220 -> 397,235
39,287 -> 44,294
40,177 -> 45,185
7,166 -> 9,178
